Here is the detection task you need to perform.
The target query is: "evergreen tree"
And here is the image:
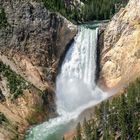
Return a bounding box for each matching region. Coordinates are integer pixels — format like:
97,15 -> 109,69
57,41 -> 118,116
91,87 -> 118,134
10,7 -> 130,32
0,7 -> 8,28
83,118 -> 91,140
42,0 -> 129,23
76,122 -> 82,140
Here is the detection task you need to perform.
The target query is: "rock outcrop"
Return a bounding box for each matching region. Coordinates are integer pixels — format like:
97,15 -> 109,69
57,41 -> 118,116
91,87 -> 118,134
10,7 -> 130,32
0,0 -> 77,139
99,0 -> 140,89
0,0 -> 77,89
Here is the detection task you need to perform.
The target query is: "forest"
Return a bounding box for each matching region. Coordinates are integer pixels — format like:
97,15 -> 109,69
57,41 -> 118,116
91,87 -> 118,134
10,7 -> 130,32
0,0 -> 129,25
73,79 -> 140,140
42,0 -> 129,23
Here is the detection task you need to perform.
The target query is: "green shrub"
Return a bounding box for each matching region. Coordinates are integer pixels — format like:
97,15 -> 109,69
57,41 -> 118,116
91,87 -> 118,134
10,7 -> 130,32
0,7 -> 9,29
26,115 -> 38,125
0,112 -> 8,124
0,61 -> 29,99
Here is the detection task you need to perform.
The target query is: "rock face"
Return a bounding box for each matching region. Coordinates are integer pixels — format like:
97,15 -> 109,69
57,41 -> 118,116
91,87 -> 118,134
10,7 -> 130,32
0,0 -> 77,89
99,0 -> 140,89
0,0 -> 77,139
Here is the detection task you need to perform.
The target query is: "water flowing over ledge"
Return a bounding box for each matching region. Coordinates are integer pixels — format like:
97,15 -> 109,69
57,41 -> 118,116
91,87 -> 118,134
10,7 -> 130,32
25,25 -> 110,140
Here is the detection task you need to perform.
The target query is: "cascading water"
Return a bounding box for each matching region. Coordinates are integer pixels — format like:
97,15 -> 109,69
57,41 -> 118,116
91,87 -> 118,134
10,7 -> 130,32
26,25 -> 109,140
56,26 -> 106,114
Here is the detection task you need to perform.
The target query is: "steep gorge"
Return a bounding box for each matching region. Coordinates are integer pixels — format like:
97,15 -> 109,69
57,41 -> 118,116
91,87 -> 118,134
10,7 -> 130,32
0,1 -> 77,139
65,0 -> 140,139
0,0 -> 140,139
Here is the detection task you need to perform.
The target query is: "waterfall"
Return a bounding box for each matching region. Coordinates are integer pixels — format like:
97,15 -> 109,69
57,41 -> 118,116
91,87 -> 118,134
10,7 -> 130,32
56,27 -> 100,113
26,25 -> 108,140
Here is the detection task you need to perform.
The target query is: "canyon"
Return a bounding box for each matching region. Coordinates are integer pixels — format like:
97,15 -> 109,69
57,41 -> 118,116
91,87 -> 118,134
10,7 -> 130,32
0,1 -> 77,139
0,0 -> 140,139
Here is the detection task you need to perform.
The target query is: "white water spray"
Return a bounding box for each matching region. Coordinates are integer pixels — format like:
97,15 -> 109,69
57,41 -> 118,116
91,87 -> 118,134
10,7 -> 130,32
56,26 -> 104,113
26,25 -> 109,140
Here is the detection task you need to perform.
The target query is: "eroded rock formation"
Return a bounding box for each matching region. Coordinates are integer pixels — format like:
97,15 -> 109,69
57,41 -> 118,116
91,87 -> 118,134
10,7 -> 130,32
0,0 -> 77,139
99,0 -> 140,89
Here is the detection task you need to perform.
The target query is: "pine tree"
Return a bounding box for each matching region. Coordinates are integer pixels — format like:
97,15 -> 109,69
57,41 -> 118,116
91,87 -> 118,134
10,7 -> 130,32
83,118 -> 91,140
42,0 -> 129,23
73,78 -> 140,140
76,122 -> 82,140
0,7 -> 8,28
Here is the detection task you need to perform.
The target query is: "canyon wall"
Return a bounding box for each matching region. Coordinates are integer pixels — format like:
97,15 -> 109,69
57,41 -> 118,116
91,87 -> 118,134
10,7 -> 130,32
99,0 -> 140,90
0,0 -> 77,139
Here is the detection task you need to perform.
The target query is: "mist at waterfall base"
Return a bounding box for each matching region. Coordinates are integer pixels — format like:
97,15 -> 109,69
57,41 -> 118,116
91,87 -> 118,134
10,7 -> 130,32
25,25 -> 110,140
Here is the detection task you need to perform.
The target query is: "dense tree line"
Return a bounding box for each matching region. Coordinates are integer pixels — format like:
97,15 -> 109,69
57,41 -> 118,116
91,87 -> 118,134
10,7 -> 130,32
42,0 -> 129,23
82,0 -> 128,21
0,0 -> 129,25
73,79 -> 140,140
